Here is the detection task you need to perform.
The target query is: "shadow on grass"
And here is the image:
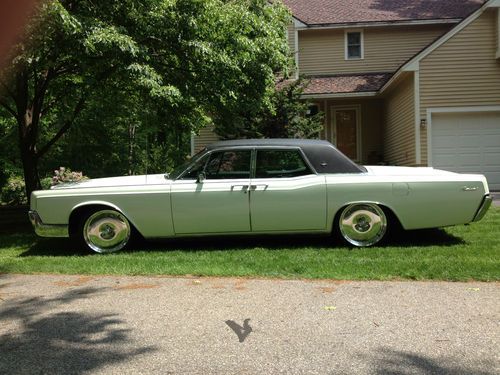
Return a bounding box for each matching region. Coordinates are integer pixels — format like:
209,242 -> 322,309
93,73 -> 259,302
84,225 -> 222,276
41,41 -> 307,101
0,287 -> 156,374
386,228 -> 466,247
136,228 -> 465,252
10,227 -> 465,257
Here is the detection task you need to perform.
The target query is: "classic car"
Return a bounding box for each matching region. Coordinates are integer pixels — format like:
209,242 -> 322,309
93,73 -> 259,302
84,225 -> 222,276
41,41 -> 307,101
29,139 -> 492,253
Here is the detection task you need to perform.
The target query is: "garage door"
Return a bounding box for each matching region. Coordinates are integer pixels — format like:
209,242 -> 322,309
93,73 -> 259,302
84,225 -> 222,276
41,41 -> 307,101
431,111 -> 500,191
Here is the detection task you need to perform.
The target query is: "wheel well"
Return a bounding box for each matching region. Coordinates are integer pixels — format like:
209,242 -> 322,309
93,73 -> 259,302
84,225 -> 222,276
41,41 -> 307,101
68,204 -> 118,237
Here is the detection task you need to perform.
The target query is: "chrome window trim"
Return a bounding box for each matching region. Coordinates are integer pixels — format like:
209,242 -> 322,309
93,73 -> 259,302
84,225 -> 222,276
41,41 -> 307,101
175,145 -> 318,180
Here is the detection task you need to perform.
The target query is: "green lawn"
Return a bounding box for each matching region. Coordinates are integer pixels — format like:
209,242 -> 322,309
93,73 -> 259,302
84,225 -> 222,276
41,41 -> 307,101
0,208 -> 499,281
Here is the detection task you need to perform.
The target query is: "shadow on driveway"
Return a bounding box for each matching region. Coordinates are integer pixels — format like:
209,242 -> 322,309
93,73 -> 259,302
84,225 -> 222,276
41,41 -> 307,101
0,287 -> 156,374
371,348 -> 496,375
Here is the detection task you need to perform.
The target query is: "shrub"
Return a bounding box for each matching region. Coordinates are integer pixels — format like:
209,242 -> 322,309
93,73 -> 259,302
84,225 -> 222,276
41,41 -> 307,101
51,167 -> 88,186
1,176 -> 27,205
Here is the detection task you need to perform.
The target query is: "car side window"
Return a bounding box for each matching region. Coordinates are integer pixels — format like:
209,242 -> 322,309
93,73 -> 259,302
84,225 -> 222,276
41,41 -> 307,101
205,150 -> 251,179
181,154 -> 210,179
255,149 -> 312,178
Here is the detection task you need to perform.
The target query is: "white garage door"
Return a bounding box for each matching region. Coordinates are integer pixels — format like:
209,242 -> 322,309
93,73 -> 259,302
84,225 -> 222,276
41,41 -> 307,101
431,111 -> 500,191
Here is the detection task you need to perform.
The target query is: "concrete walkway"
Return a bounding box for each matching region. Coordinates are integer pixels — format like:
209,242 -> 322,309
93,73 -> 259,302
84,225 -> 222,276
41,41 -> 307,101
0,274 -> 498,374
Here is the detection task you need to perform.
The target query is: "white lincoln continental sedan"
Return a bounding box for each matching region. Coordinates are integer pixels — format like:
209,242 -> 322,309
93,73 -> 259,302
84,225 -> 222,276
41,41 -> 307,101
29,139 -> 492,253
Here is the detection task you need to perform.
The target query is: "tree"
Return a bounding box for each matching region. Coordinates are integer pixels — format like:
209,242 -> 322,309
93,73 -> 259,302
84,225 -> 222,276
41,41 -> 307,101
214,76 -> 324,139
0,0 -> 291,199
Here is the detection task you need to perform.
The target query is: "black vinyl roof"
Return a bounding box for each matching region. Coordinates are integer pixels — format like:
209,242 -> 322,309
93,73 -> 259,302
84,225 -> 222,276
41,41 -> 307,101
207,139 -> 365,174
207,138 -> 331,149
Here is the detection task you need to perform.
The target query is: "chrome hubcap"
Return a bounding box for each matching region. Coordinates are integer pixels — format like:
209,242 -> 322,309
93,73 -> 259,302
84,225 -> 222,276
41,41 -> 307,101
339,204 -> 387,247
83,210 -> 131,253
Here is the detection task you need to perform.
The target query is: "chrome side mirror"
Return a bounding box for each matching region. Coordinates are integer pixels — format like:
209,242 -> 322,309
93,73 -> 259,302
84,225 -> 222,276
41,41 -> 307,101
196,172 -> 206,183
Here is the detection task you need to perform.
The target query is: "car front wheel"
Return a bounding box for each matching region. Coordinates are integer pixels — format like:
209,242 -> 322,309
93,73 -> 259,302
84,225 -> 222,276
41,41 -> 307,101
79,209 -> 132,253
338,203 -> 387,247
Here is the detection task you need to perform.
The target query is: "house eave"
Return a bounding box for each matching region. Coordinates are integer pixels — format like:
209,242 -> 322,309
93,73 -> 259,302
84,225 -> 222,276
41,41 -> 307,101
296,18 -> 462,30
301,91 -> 378,99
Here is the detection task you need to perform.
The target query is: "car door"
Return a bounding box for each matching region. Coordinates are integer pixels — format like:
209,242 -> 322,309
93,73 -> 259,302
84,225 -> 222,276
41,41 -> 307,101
249,148 -> 327,232
170,149 -> 251,234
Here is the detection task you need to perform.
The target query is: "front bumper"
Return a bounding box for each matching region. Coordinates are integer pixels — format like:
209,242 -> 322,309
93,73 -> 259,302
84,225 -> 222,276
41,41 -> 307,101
472,194 -> 492,222
28,210 -> 69,237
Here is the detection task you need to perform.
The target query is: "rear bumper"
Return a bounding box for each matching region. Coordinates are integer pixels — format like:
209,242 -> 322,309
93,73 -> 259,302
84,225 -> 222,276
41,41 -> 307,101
28,210 -> 69,237
472,195 -> 492,222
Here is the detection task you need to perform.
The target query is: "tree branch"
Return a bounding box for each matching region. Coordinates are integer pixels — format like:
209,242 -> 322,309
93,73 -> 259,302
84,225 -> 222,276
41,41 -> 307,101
36,94 -> 86,158
0,76 -> 16,101
0,98 -> 17,117
36,65 -> 118,158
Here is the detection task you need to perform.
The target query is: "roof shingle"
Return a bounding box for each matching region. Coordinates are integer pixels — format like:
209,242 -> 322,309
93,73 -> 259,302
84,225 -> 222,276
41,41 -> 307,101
283,0 -> 485,26
299,73 -> 393,95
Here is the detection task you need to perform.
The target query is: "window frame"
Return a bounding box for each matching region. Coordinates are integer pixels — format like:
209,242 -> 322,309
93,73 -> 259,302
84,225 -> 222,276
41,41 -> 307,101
252,147 -> 316,179
177,146 -> 319,180
344,29 -> 364,60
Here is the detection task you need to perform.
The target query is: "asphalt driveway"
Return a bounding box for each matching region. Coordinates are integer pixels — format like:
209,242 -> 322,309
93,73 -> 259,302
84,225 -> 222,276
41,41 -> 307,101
0,274 -> 498,375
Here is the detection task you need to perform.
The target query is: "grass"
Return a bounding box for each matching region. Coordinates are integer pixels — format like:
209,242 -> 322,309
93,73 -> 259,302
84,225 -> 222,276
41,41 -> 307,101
0,208 -> 499,281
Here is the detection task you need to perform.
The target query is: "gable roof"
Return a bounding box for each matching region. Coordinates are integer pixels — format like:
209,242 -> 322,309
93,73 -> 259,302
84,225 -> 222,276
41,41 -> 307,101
283,0 -> 485,26
380,0 -> 495,92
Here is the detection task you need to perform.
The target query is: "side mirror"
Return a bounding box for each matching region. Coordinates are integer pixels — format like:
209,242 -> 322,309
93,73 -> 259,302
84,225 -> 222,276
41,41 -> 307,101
196,172 -> 206,183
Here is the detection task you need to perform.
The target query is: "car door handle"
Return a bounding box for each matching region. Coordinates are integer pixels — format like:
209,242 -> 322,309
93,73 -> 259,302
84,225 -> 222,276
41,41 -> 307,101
231,185 -> 249,193
250,184 -> 269,191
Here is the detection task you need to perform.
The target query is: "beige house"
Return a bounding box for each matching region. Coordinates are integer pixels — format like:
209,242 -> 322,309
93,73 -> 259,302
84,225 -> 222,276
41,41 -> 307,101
194,0 -> 500,190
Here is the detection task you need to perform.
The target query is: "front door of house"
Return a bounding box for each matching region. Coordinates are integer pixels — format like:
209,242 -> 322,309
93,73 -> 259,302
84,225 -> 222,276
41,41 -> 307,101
334,108 -> 359,161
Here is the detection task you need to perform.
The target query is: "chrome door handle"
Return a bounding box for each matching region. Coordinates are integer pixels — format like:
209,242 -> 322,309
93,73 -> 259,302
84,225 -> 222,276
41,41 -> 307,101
231,185 -> 249,193
250,184 -> 269,190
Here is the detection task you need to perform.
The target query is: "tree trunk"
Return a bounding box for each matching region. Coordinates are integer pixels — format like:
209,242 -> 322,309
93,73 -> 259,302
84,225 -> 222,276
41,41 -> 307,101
18,111 -> 41,201
15,69 -> 42,202
20,149 -> 41,201
128,123 -> 136,175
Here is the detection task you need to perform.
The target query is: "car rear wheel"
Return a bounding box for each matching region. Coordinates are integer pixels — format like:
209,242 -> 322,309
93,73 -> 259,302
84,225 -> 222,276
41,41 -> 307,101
338,203 -> 387,247
79,209 -> 131,253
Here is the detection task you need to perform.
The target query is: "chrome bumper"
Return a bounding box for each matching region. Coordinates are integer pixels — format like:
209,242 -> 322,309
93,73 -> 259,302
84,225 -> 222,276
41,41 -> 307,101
28,210 -> 69,237
472,195 -> 492,222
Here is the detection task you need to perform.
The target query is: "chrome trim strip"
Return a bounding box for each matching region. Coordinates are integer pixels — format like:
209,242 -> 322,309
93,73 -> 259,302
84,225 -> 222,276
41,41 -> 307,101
28,210 -> 69,237
472,195 -> 492,222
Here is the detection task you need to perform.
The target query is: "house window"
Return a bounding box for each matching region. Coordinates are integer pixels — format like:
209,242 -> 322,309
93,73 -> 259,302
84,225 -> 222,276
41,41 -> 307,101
345,30 -> 363,60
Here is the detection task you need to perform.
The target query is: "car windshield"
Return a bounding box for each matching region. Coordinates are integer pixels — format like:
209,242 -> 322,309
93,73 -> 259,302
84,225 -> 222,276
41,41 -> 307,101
169,148 -> 207,180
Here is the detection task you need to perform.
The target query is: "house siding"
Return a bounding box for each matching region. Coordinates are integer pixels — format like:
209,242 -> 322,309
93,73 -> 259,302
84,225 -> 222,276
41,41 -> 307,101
193,125 -> 220,154
419,9 -> 500,164
299,24 -> 451,76
384,74 -> 415,166
287,23 -> 296,54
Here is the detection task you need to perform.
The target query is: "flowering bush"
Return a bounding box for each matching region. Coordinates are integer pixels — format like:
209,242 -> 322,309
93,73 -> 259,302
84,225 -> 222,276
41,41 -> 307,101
51,167 -> 88,186
1,176 -> 27,205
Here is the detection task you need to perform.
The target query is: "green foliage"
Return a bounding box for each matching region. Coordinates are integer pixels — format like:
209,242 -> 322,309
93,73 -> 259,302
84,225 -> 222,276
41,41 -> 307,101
1,176 -> 27,205
214,76 -> 325,139
0,0 -> 292,197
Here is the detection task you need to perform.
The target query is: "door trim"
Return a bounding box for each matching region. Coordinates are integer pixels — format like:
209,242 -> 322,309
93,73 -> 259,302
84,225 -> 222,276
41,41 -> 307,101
331,105 -> 362,162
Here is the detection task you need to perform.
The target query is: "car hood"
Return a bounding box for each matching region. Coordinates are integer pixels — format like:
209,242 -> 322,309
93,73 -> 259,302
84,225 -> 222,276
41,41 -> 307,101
50,174 -> 167,189
363,165 -> 457,177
